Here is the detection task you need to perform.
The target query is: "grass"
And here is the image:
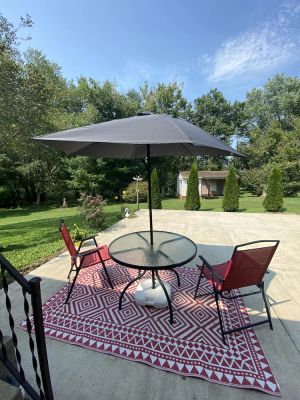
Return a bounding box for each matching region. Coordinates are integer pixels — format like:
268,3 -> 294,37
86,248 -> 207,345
136,192 -> 300,214
0,204 -> 122,271
0,193 -> 299,272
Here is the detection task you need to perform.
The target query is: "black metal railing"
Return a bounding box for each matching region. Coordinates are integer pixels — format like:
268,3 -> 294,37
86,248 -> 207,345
0,253 -> 54,400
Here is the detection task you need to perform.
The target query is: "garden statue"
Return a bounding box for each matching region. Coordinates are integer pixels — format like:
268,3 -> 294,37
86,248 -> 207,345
124,206 -> 130,218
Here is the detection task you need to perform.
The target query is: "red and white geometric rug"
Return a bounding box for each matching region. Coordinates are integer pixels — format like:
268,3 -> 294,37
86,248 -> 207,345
20,263 -> 281,396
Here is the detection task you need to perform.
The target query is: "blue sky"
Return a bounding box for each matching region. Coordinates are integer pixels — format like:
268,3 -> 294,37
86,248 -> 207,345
2,0 -> 300,101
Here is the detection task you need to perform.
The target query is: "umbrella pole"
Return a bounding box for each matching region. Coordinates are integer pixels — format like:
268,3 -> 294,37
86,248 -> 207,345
146,144 -> 154,245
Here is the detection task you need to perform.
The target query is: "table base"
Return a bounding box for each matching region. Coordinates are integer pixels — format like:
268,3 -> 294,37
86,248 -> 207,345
135,279 -> 172,309
119,269 -> 180,324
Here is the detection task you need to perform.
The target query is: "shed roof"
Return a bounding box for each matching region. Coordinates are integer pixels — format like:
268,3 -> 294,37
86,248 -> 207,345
179,171 -> 230,179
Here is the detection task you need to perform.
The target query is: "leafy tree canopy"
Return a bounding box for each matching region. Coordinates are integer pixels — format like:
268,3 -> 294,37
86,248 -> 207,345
245,74 -> 300,131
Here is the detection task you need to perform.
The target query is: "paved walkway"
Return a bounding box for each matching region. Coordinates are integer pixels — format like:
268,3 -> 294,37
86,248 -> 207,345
1,210 -> 300,399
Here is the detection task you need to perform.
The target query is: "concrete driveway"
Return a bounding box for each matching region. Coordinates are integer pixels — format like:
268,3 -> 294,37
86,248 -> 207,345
1,210 -> 300,399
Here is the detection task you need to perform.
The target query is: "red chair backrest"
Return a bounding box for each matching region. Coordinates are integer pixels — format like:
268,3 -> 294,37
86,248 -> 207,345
221,241 -> 279,291
60,221 -> 77,257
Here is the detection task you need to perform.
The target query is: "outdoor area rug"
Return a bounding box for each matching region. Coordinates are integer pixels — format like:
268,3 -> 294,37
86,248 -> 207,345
20,262 -> 281,396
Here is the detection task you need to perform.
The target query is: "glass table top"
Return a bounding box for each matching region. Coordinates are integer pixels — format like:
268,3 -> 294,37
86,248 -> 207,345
108,230 -> 197,269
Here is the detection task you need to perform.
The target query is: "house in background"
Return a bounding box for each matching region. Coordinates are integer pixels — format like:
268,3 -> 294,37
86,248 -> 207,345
177,171 -> 233,198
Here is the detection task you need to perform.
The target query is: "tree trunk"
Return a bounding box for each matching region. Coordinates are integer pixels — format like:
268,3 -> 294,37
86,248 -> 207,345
36,182 -> 42,208
36,190 -> 41,208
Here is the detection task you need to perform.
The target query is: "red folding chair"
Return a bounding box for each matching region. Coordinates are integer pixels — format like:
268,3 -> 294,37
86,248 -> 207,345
59,220 -> 114,304
194,240 -> 280,344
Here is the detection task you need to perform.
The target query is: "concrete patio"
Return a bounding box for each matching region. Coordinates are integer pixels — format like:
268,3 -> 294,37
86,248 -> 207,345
1,210 -> 300,399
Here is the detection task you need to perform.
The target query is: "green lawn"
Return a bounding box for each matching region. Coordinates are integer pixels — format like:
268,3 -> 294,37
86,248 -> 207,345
158,193 -> 300,214
0,204 -> 122,271
0,194 -> 299,272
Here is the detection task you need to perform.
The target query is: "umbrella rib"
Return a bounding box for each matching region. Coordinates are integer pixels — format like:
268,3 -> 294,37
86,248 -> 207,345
180,143 -> 194,156
131,143 -> 137,159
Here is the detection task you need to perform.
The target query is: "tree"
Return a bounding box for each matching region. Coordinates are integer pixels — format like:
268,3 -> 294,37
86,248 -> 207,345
140,82 -> 193,194
222,166 -> 239,211
141,81 -> 191,119
0,14 -> 32,150
184,163 -> 200,211
193,89 -> 247,170
239,119 -> 300,196
150,168 -> 161,209
65,156 -> 104,195
245,74 -> 300,131
193,88 -> 246,143
80,79 -> 138,122
123,181 -> 148,203
0,13 -> 32,54
240,168 -> 266,195
272,118 -> 300,196
263,167 -> 284,212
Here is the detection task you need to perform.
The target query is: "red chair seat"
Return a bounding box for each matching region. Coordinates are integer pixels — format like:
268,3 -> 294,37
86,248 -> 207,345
195,240 -> 280,344
60,220 -> 114,303
80,245 -> 110,268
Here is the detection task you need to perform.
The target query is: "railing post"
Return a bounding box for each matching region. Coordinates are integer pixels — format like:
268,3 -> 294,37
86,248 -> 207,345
29,277 -> 54,400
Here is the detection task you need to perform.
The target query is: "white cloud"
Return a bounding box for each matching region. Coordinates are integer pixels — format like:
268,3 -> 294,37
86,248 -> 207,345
116,60 -> 155,91
115,60 -> 187,92
205,1 -> 300,81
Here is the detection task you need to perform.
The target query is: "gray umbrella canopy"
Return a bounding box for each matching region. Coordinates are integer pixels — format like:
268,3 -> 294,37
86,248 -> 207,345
35,113 -> 243,158
35,113 -> 242,244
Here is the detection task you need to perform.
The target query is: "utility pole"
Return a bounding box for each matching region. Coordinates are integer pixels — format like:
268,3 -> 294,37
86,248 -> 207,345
133,175 -> 143,210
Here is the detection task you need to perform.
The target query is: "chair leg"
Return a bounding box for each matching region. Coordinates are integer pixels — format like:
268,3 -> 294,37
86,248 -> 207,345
67,261 -> 76,281
65,266 -> 81,304
260,282 -> 273,330
215,292 -> 227,345
194,265 -> 204,299
101,260 -> 114,289
67,269 -> 72,281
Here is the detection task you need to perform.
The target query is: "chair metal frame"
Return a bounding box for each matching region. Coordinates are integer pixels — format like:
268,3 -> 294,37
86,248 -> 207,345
59,220 -> 113,304
194,240 -> 280,345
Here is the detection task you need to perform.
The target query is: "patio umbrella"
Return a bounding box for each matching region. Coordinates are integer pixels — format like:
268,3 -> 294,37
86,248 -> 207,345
35,112 -> 243,244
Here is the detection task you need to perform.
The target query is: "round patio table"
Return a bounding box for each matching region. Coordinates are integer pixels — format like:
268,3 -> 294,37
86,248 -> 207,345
108,230 -> 197,324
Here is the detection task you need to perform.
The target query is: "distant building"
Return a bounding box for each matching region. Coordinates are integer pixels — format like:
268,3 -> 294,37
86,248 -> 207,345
177,171 -> 234,198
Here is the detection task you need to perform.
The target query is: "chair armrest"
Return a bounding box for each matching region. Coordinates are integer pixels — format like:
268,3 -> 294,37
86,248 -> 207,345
80,235 -> 97,242
77,235 -> 98,251
73,246 -> 105,259
198,255 -> 224,282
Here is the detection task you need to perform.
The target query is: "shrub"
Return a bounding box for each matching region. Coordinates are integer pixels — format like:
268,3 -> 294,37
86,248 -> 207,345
122,181 -> 148,203
184,163 -> 200,210
240,168 -> 265,194
283,181 -> 300,197
222,166 -> 239,211
150,168 -> 162,209
79,193 -> 106,229
263,167 -> 284,212
255,185 -> 264,197
70,224 -> 88,242
281,161 -> 300,197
